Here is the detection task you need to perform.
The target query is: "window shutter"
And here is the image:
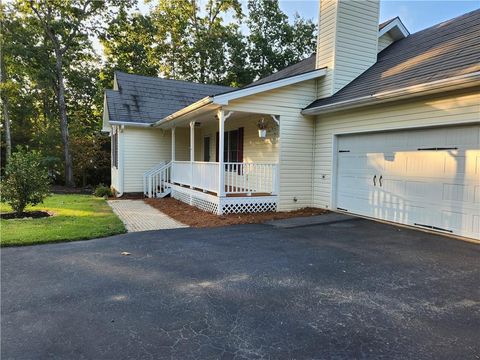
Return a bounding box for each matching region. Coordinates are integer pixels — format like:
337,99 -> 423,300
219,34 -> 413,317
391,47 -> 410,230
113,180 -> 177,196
237,127 -> 244,174
215,132 -> 219,162
112,130 -> 118,168
237,127 -> 244,162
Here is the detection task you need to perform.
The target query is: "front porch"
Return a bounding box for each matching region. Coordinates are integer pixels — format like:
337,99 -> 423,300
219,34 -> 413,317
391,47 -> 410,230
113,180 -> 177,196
144,108 -> 280,215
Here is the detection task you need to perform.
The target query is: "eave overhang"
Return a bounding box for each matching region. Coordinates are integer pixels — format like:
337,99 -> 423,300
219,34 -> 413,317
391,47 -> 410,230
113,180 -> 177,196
302,71 -> 480,116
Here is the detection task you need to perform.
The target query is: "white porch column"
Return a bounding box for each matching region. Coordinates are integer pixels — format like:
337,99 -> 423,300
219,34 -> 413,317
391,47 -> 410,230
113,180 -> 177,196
217,109 -> 225,200
171,127 -> 176,161
189,121 -> 195,190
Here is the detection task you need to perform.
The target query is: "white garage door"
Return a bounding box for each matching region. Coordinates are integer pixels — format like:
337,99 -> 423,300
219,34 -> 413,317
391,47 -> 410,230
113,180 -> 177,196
336,125 -> 480,239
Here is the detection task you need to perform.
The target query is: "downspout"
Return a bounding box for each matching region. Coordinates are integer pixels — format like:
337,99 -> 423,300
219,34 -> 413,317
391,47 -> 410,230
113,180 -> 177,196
117,124 -> 125,197
311,115 -> 316,208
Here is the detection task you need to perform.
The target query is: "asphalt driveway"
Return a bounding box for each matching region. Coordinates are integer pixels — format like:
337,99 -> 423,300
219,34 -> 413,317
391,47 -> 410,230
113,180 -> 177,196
2,216 -> 479,359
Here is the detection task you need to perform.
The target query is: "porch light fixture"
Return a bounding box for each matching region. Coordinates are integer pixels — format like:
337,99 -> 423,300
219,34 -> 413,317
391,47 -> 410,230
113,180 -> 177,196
257,118 -> 267,139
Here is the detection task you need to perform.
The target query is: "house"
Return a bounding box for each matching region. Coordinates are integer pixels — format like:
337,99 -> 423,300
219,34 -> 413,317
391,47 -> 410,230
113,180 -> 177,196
103,1 -> 480,240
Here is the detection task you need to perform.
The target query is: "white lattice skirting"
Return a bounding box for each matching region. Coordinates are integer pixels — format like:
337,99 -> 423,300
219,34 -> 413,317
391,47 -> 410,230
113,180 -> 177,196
170,184 -> 277,215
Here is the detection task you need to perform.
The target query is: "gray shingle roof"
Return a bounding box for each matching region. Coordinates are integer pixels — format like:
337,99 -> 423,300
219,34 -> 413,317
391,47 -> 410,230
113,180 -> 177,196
244,19 -> 403,88
245,55 -> 317,87
106,72 -> 233,124
305,9 -> 480,111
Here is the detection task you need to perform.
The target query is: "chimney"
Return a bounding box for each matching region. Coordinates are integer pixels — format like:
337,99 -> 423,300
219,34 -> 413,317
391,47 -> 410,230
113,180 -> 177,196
316,0 -> 380,98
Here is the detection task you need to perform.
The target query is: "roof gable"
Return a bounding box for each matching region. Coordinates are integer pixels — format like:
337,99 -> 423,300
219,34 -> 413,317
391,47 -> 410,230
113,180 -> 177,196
105,72 -> 233,125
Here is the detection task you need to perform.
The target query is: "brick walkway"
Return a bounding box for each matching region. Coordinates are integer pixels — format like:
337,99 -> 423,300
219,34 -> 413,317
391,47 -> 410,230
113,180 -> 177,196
108,200 -> 187,232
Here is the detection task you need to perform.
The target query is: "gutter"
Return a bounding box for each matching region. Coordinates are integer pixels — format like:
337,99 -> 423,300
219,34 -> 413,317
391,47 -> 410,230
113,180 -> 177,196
302,71 -> 480,116
109,121 -> 152,128
151,96 -> 213,127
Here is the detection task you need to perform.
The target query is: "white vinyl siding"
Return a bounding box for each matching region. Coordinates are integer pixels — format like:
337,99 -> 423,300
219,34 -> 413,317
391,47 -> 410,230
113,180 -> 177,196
377,32 -> 394,52
316,0 -> 380,97
225,81 -> 318,211
333,0 -> 380,93
313,90 -> 480,210
316,0 -> 338,98
121,127 -> 189,193
197,114 -> 279,164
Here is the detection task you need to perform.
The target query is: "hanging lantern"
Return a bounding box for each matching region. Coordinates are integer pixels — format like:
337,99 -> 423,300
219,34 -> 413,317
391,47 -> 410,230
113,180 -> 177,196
257,118 -> 267,139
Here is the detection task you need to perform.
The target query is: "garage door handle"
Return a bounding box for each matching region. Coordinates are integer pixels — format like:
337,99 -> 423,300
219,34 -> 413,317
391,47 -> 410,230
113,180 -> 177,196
379,175 -> 383,187
373,175 -> 376,186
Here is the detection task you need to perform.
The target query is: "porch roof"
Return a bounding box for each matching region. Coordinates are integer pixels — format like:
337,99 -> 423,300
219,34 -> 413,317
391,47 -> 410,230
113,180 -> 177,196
152,67 -> 327,128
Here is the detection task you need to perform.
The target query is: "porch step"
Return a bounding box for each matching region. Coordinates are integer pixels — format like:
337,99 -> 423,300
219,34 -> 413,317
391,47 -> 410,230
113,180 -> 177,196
155,188 -> 171,198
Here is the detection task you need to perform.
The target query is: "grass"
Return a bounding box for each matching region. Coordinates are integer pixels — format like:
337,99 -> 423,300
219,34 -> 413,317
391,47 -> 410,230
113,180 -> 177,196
0,194 -> 126,247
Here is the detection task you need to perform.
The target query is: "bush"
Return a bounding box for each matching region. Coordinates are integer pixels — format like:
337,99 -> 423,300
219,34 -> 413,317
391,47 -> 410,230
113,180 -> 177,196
1,147 -> 51,214
94,184 -> 112,198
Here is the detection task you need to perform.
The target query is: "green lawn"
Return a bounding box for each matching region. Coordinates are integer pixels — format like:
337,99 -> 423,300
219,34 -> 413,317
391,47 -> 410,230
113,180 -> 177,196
0,194 -> 126,247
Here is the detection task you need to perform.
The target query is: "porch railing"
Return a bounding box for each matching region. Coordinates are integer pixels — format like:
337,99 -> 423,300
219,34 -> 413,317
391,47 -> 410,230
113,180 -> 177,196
170,161 -> 278,195
143,161 -> 171,198
224,162 -> 278,195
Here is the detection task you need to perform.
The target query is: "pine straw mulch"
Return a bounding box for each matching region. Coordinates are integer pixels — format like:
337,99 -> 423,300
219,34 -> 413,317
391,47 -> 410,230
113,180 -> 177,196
144,197 -> 328,227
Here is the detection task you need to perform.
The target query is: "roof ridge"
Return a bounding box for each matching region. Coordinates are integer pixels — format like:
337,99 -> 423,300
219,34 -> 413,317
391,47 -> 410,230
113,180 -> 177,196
408,7 -> 480,37
114,71 -> 233,89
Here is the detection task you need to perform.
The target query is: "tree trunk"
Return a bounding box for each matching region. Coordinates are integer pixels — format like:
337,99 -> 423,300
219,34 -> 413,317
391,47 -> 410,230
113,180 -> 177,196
2,98 -> 11,160
54,50 -> 74,187
0,40 -> 11,161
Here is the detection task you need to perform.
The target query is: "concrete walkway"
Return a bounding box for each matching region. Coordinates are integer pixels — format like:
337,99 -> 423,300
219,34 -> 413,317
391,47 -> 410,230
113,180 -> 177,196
108,199 -> 187,232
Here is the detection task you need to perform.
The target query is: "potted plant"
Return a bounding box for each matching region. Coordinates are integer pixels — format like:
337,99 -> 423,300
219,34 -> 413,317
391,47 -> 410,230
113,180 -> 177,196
257,118 -> 267,139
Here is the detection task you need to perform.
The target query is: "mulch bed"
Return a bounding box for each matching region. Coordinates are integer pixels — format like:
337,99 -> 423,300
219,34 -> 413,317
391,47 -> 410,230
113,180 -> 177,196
145,197 -> 328,227
0,211 -> 52,220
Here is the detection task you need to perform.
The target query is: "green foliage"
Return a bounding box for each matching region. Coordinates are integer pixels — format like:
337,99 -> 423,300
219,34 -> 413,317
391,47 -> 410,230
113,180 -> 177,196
94,184 -> 112,198
247,0 -> 317,79
1,147 -> 51,214
2,0 -> 317,188
0,194 -> 126,246
103,0 -> 316,86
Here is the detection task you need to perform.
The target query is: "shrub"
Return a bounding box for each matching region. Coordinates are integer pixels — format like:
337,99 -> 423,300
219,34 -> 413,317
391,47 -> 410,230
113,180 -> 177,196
94,184 -> 112,198
1,147 -> 51,214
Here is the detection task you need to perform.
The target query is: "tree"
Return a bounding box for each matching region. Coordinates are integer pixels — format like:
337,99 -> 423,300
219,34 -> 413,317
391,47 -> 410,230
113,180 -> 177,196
100,8 -> 158,79
22,0 -> 132,186
1,147 -> 50,214
0,3 -> 13,162
150,0 -> 246,85
247,0 -> 316,80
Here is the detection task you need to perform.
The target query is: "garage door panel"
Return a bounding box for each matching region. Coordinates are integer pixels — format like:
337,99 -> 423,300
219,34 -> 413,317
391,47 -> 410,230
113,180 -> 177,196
440,210 -> 470,233
473,216 -> 480,235
474,186 -> 480,203
406,152 -> 447,176
335,125 -> 480,239
442,183 -> 474,203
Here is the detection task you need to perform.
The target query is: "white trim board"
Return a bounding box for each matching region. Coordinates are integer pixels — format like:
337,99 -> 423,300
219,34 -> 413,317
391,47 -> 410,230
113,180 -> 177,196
378,17 -> 410,39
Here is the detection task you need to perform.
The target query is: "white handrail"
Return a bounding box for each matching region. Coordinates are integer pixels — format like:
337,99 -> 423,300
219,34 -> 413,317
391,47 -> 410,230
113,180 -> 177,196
143,161 -> 172,198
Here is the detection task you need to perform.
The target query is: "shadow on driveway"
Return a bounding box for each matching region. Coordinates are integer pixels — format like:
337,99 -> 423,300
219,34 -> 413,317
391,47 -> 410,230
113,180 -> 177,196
2,217 -> 479,359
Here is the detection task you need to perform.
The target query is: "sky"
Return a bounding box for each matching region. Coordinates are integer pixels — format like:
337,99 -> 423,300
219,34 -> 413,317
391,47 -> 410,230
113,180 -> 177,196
138,0 -> 479,34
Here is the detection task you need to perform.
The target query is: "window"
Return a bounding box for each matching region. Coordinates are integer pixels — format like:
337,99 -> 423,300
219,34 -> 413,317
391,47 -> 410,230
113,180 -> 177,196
203,137 -> 210,162
112,129 -> 118,168
216,128 -> 244,163
224,130 -> 239,162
